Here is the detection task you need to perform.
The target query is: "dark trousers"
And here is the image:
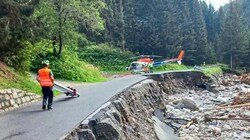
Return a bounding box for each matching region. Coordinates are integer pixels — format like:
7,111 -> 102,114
42,86 -> 53,107
149,68 -> 153,73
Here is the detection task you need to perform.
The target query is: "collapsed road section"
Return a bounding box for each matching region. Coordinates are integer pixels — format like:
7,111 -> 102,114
63,71 -> 250,140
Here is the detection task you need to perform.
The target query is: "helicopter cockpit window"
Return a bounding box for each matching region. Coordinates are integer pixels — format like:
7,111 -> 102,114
131,63 -> 137,69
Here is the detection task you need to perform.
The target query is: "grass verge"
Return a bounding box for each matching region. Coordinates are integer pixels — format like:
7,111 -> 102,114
154,63 -> 192,72
198,66 -> 223,77
0,63 -> 62,95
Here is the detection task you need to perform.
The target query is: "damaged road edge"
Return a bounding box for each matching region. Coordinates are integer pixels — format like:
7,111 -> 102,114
61,71 -> 208,140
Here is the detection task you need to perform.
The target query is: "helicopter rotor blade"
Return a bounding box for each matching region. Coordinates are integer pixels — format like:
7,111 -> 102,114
127,55 -> 162,60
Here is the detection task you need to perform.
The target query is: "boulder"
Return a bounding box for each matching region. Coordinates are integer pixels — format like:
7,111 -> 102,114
177,98 -> 198,111
240,111 -> 250,118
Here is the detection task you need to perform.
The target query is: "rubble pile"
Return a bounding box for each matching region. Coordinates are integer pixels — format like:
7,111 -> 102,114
164,75 -> 250,140
240,73 -> 250,85
232,92 -> 250,105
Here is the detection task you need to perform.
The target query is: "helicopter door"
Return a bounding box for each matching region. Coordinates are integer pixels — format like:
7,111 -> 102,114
137,63 -> 147,72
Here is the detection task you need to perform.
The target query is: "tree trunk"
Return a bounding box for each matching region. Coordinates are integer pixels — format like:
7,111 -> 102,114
119,0 -> 125,51
58,11 -> 62,56
230,50 -> 233,69
53,36 -> 57,56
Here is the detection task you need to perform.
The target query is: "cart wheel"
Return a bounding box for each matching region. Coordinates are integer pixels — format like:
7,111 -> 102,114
65,92 -> 70,96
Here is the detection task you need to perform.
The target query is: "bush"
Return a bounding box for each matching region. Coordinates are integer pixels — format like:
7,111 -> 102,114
201,67 -> 223,77
31,40 -> 105,82
3,41 -> 34,72
217,63 -> 231,73
50,53 -> 105,82
79,44 -> 134,72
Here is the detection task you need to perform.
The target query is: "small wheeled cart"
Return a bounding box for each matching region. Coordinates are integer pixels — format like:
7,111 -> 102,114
53,82 -> 80,97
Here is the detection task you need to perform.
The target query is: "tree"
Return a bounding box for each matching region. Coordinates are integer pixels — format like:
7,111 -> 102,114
242,0 -> 250,27
201,2 -> 216,43
33,0 -> 105,56
242,32 -> 250,67
214,7 -> 225,62
220,1 -> 248,69
186,0 -> 215,64
118,0 -> 216,65
101,0 -> 126,50
0,0 -> 39,61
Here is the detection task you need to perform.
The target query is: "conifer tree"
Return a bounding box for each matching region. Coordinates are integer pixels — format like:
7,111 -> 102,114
220,1 -> 248,68
187,0 -> 215,64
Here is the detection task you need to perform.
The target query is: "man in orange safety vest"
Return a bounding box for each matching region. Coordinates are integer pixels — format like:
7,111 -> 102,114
36,60 -> 54,110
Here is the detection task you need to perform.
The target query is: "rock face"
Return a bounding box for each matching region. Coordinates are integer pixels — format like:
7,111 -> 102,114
64,71 -> 207,140
0,88 -> 40,112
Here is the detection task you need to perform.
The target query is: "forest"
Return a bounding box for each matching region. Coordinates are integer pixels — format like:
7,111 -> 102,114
0,0 -> 250,81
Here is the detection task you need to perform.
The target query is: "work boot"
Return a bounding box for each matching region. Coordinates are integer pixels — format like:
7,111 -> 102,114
42,105 -> 46,110
48,106 -> 53,110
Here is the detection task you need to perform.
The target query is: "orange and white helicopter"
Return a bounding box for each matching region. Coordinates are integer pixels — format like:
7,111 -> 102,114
126,50 -> 185,73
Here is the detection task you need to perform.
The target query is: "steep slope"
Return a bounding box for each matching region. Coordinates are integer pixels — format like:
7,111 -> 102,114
0,62 -> 41,94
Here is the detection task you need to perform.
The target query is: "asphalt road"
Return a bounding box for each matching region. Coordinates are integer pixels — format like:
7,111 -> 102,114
0,75 -> 147,140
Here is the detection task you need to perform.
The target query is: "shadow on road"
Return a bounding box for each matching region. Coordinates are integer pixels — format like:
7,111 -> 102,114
21,109 -> 46,114
54,97 -> 76,102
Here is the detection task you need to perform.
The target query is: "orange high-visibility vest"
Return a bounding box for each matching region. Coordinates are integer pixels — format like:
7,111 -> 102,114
38,68 -> 53,87
144,66 -> 148,73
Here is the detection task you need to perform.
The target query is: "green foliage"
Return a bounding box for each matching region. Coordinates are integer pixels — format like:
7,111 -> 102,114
0,76 -> 41,94
2,0 -> 250,87
154,64 -> 191,72
33,0 -> 106,55
217,63 -> 231,72
220,1 -> 249,69
15,74 -> 41,94
104,0 -> 215,65
0,63 -> 41,94
0,0 -> 39,66
0,64 -> 62,95
233,68 -> 247,75
240,0 -> 250,26
200,66 -> 223,77
30,40 -> 106,82
3,41 -> 33,71
78,44 -> 134,72
49,53 -> 105,82
32,0 -> 58,39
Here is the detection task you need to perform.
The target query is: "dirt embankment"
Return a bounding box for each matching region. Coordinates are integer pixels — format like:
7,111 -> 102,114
0,62 -> 16,81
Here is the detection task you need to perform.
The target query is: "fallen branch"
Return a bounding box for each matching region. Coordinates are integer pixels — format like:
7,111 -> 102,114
204,116 -> 250,122
181,121 -> 193,129
211,103 -> 250,110
181,118 -> 198,129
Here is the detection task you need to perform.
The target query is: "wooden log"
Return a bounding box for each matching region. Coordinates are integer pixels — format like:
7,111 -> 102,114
212,103 -> 250,110
204,116 -> 250,122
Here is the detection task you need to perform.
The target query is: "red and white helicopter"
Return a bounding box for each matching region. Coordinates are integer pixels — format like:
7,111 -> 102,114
126,50 -> 185,73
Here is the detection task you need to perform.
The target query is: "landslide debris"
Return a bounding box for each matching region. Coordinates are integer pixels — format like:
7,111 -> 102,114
64,72 -> 250,140
241,73 -> 250,85
165,74 -> 250,140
